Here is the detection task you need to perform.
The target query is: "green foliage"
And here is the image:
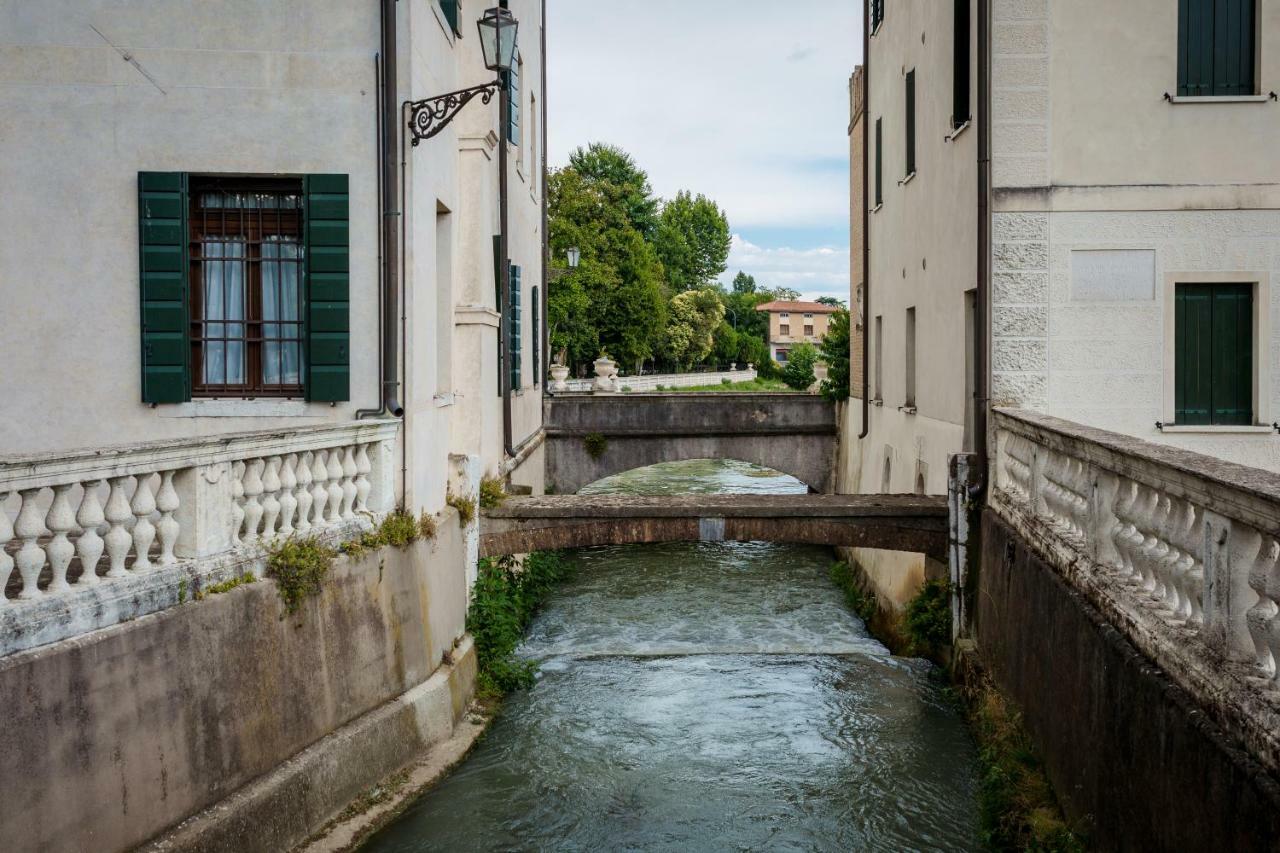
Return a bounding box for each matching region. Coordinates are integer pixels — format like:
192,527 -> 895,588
711,321 -> 740,368
735,334 -> 770,374
781,343 -> 819,390
267,537 -> 337,616
662,288 -> 726,368
903,578 -> 953,656
731,271 -> 757,294
829,561 -> 878,622
340,508 -> 435,557
819,309 -> 852,402
755,355 -> 782,380
177,579 -> 188,603
195,571 -> 257,601
468,551 -> 574,695
653,191 -> 731,291
667,377 -> 791,393
447,492 -> 476,528
721,377 -> 732,386
971,684 -> 1086,852
479,475 -> 507,510
816,295 -> 847,308
773,286 -> 802,301
583,432 -> 608,459
567,143 -> 659,237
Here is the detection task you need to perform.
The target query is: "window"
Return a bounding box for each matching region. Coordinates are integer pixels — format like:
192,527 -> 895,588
874,118 -> 883,207
777,349 -> 790,363
1175,283 -> 1253,425
436,204 -> 453,395
905,307 -> 917,408
530,91 -> 538,191
1178,0 -> 1256,96
508,53 -> 522,146
532,284 -> 541,384
780,312 -> 790,319
780,324 -> 791,337
804,325 -> 815,338
872,0 -> 884,32
804,312 -> 814,319
138,172 -> 351,404
509,265 -> 523,389
953,0 -> 971,127
905,69 -> 917,177
439,0 -> 462,36
874,314 -> 883,400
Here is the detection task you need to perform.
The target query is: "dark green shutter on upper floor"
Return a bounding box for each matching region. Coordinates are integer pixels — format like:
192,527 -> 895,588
1178,0 -> 1256,96
507,55 -> 521,146
874,118 -> 883,207
139,172 -> 190,403
304,174 -> 351,402
440,0 -> 462,36
510,265 -> 523,390
1176,283 -> 1252,426
905,69 -> 916,176
532,284 -> 541,385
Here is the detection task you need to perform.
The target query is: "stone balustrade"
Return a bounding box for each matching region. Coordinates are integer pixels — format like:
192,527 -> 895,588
991,408 -> 1280,772
0,420 -> 399,654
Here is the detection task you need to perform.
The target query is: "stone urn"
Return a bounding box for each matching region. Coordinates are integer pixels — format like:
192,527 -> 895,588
549,364 -> 570,392
730,363 -> 737,372
592,356 -> 618,393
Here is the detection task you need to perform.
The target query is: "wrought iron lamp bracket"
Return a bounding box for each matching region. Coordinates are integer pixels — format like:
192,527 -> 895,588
407,79 -> 502,146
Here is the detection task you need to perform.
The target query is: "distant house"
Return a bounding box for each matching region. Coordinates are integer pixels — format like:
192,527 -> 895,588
755,300 -> 840,363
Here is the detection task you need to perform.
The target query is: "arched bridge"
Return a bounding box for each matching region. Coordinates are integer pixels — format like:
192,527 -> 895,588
544,393 -> 839,494
480,493 -> 948,559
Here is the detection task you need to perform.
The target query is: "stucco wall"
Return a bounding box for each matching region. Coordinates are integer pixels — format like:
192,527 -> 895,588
0,519 -> 470,853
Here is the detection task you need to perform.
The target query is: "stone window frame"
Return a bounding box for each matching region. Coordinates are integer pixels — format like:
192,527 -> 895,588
1161,270 -> 1272,432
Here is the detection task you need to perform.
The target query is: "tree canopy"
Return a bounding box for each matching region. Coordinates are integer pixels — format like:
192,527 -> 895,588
653,192 -> 731,292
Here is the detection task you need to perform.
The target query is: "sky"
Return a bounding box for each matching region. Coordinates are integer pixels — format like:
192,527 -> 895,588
546,0 -> 863,302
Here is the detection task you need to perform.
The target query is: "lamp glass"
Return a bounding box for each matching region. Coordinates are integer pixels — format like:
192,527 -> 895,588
477,7 -> 519,73
567,247 -> 581,269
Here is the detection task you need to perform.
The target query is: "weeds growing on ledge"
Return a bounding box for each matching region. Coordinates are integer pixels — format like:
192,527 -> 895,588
903,578 -> 953,658
197,571 -> 256,600
468,551 -> 574,697
447,491 -> 476,527
267,537 -> 337,615
479,475 -> 508,510
340,508 -> 436,558
829,561 -> 877,623
583,432 -> 608,459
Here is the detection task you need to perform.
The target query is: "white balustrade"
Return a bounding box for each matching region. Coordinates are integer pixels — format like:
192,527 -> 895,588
0,421 -> 399,606
992,409 -> 1280,690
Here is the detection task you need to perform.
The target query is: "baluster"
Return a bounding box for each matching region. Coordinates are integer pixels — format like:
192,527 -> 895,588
0,492 -> 14,601
1113,480 -> 1141,581
14,488 -> 45,599
131,474 -> 157,572
354,444 -> 372,513
326,449 -> 344,523
295,452 -> 314,533
103,477 -> 133,578
241,459 -> 265,544
1162,499 -> 1194,619
1130,486 -> 1159,591
230,461 -> 246,544
1246,537 -> 1280,680
340,447 -> 358,520
75,480 -> 105,585
1179,503 -> 1206,627
44,484 -> 76,593
311,451 -> 330,527
278,454 -> 298,537
260,456 -> 282,539
1068,458 -> 1090,539
155,470 -> 180,565
1151,496 -> 1181,614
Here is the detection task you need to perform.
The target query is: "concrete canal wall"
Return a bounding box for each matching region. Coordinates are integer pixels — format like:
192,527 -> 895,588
0,517 -> 474,853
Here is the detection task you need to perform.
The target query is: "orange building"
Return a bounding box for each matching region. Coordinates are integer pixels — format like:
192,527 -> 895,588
755,300 -> 840,363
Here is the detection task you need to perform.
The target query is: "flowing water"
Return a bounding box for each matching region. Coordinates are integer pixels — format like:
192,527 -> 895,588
365,460 -> 981,852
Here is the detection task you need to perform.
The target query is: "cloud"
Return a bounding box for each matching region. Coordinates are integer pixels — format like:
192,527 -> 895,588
719,234 -> 851,302
786,46 -> 816,62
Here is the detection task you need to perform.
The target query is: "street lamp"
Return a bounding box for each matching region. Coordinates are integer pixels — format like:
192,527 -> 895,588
566,246 -> 581,269
406,7 -> 519,145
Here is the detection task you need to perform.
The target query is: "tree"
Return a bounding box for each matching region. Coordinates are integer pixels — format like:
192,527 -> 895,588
773,286 -> 802,301
712,321 -> 740,367
654,192 -> 732,291
781,343 -> 819,390
568,143 -> 659,238
818,309 -> 851,402
663,289 -> 725,369
816,296 -> 847,308
731,271 -> 757,294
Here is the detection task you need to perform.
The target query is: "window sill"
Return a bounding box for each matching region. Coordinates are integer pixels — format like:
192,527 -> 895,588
1165,93 -> 1274,104
870,22 -> 883,38
870,203 -> 883,214
899,405 -> 918,415
433,392 -> 456,408
946,121 -> 971,142
870,398 -> 884,407
1157,423 -> 1274,434
158,400 -> 322,419
898,171 -> 917,187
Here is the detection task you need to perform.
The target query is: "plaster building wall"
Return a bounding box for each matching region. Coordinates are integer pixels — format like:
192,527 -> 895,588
838,68 -> 866,497
991,0 -> 1280,472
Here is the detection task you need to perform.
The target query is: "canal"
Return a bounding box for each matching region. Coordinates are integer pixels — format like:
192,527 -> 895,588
364,459 -> 981,852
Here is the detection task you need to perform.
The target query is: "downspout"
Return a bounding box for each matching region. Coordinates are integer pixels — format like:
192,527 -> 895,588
356,51 -> 385,419
498,13 -> 515,458
540,0 -> 549,393
974,0 -> 991,491
858,0 -> 871,440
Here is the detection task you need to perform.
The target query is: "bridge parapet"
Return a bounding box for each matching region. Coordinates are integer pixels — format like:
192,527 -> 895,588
991,408 -> 1280,774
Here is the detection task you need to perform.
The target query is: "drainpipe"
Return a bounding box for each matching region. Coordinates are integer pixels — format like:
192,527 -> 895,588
858,1 -> 871,440
498,8 -> 515,458
356,51 -> 385,420
540,0 -> 549,394
359,0 -> 405,421
974,0 -> 991,491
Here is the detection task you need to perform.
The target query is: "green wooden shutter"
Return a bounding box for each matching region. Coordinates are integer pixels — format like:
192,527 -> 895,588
509,265 -> 523,390
440,0 -> 462,36
507,56 -> 521,146
532,284 -> 541,384
1179,0 -> 1255,96
1176,283 -> 1253,425
874,118 -> 883,207
304,174 -> 350,402
905,69 -> 916,176
953,0 -> 971,128
139,172 -> 190,403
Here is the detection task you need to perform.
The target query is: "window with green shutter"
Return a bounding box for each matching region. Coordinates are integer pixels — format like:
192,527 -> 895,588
1176,282 -> 1253,425
874,118 -> 883,207
507,53 -> 521,146
953,0 -> 971,129
905,69 -> 916,177
439,0 -> 462,36
137,172 -> 349,403
509,265 -> 523,390
1178,0 -> 1256,96
532,284 -> 541,384
871,0 -> 884,32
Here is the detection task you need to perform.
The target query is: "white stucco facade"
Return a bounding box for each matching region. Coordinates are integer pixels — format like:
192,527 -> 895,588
0,0 -> 546,512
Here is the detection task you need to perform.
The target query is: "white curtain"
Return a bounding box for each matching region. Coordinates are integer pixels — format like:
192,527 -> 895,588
262,238 -> 301,386
202,241 -> 246,385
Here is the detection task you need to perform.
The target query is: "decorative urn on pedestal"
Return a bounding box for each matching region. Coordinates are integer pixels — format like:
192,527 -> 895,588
592,355 -> 618,394
549,363 -> 570,392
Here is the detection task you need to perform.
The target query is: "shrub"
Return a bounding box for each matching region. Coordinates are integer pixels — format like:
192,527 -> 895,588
721,377 -> 732,386
818,309 -> 851,402
903,578 -> 952,656
340,508 -> 435,557
781,343 -> 819,390
583,432 -> 607,459
267,537 -> 336,616
479,475 -> 507,510
447,491 -> 476,528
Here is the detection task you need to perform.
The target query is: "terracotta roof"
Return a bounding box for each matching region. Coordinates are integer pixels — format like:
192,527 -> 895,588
754,300 -> 841,313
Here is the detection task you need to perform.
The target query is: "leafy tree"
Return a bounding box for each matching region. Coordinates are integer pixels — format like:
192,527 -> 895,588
819,309 -> 851,402
773,286 -> 802,301
816,295 -> 847,308
654,192 -> 731,291
725,288 -> 774,350
712,321 -> 740,367
731,271 -> 757,294
663,289 -> 725,369
736,334 -> 769,371
781,343 -> 819,390
568,143 -> 660,238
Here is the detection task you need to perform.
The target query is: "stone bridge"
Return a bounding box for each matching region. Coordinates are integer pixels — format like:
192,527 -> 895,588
543,393 -> 839,494
480,493 -> 948,559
